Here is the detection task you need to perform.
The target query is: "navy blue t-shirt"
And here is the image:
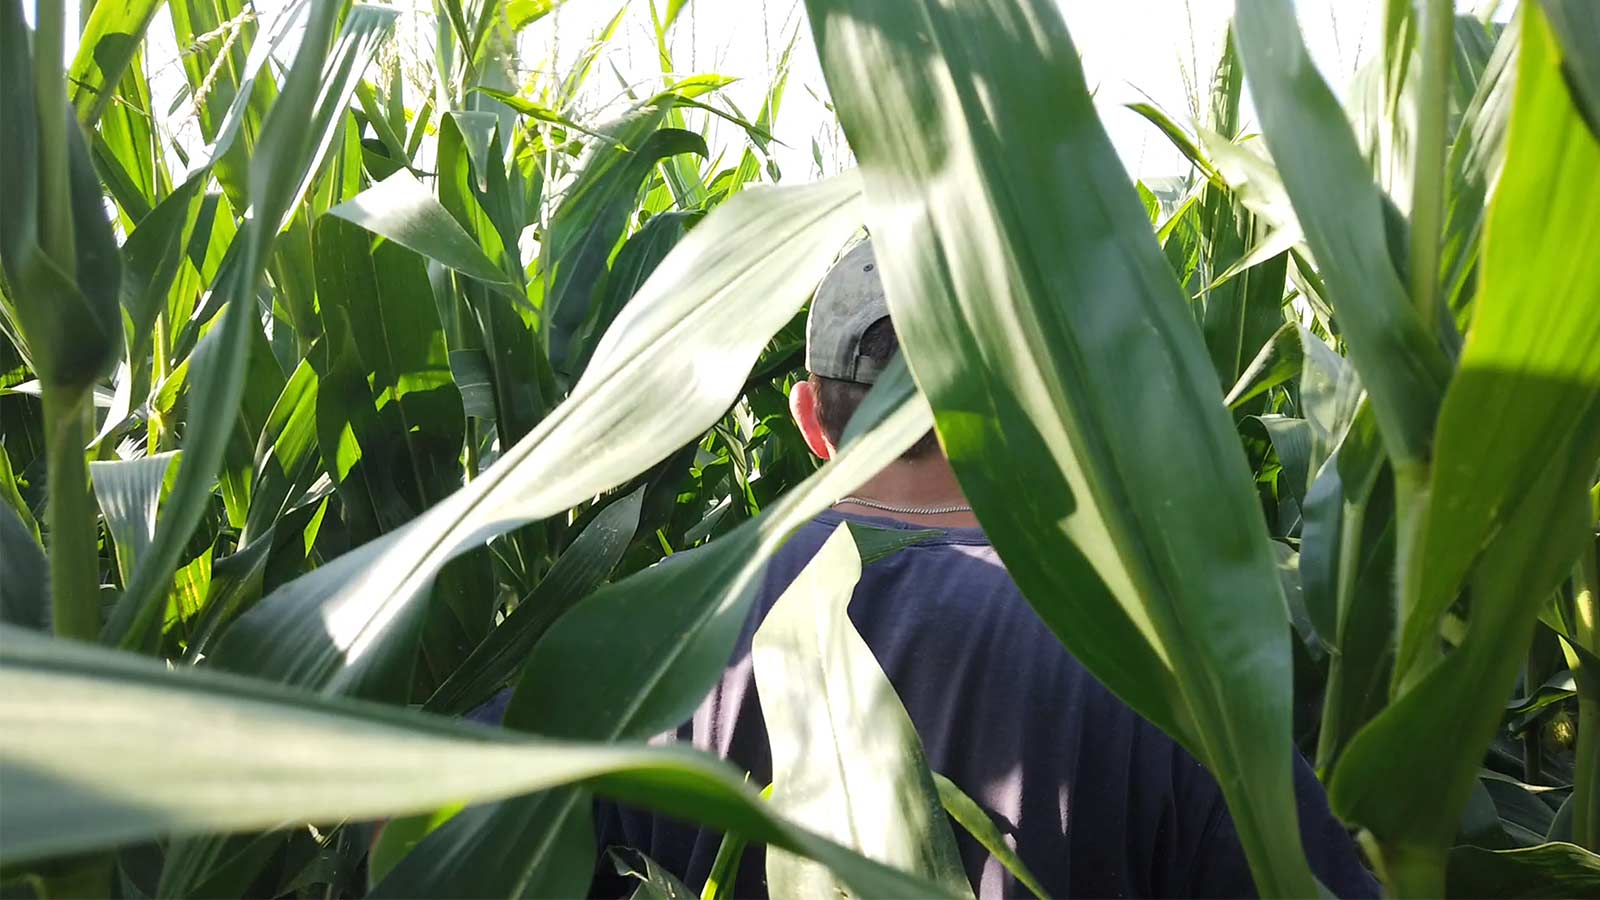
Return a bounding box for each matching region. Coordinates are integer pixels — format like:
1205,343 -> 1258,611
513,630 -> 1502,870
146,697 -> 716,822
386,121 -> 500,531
477,509 -> 1378,899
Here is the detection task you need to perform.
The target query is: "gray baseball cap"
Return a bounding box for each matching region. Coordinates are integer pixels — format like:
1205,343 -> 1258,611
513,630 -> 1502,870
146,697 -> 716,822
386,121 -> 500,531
805,239 -> 891,384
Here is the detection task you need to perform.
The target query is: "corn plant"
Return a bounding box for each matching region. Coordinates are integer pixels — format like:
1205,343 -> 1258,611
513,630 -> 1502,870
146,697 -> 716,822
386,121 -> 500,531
1,0 -> 1598,897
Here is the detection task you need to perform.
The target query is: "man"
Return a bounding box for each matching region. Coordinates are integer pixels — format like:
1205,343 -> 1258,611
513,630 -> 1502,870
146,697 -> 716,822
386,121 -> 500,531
491,240 -> 1378,898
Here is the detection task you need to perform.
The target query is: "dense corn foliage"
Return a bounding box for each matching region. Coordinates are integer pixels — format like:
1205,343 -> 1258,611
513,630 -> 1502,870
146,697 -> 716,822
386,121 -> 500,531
0,0 -> 1597,897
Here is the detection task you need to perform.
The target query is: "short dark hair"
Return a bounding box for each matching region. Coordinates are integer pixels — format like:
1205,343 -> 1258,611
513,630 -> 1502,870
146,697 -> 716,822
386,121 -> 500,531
810,317 -> 940,459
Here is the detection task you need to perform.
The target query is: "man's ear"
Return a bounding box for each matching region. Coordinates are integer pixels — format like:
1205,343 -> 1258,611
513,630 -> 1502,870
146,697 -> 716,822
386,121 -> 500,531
789,378 -> 834,460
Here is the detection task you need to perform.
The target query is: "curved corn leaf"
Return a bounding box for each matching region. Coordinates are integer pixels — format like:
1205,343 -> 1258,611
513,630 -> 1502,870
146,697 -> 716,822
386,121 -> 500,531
326,170 -> 516,290
756,524 -> 972,899
89,452 -> 179,586
1124,100 -> 1221,185
209,174 -> 864,694
806,1 -> 1319,895
0,626 -> 954,900
475,87 -> 616,145
610,848 -> 695,899
932,773 -> 1048,900
1250,416 -> 1312,510
370,783 -> 597,898
1223,321 -> 1303,409
1309,450 -> 1397,775
422,486 -> 645,716
1445,841 -> 1600,899
701,786 -> 771,900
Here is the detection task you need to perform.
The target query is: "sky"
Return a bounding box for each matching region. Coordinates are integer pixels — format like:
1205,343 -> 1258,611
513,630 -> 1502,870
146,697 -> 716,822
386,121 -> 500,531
515,0 -> 1402,179
60,0 -> 1506,183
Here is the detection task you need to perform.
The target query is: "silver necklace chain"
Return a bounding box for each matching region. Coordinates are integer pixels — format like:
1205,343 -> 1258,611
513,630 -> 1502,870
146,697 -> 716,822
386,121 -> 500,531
834,496 -> 974,516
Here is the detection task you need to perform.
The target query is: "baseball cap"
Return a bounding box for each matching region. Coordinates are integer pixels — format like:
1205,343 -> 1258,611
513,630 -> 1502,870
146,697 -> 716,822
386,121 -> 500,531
805,239 -> 890,384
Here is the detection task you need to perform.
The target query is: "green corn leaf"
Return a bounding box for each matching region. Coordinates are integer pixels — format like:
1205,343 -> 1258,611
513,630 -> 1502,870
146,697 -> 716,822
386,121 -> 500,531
1195,129 -> 1299,238
185,496 -> 328,663
369,803 -> 464,885
0,503 -> 49,631
557,2 -> 627,104
609,849 -> 696,900
755,523 -> 973,899
309,326 -> 412,545
217,315 -> 286,531
1445,842 -> 1600,899
238,357 -> 321,547
542,117 -> 709,375
67,0 -> 168,127
91,42 -> 166,221
448,350 -> 494,419
1309,445 -> 1397,775
729,28 -> 798,193
1298,326 -> 1366,474
503,0 -> 571,31
1234,0 -> 1450,467
355,80 -> 409,164
0,449 -> 38,540
326,170 -> 517,290
422,486 -> 645,716
89,452 -> 180,586
118,175 -> 208,395
701,786 -> 768,900
1223,321 -> 1303,409
446,111 -> 499,193
1250,415 -> 1313,510
933,774 -> 1048,900
570,209 -> 702,376
1441,23 -> 1518,317
208,174 -> 863,694
1125,101 -> 1222,186
371,786 -> 598,898
0,626 -> 955,899
475,87 -> 617,145
166,192 -> 236,358
1540,0 -> 1600,138
842,520 -> 943,564
1331,7 -> 1600,886
806,0 -> 1319,895
1186,30 -> 1289,394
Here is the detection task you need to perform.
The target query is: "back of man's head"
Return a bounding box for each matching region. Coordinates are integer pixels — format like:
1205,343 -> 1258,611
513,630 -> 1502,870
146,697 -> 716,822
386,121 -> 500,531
804,239 -> 939,459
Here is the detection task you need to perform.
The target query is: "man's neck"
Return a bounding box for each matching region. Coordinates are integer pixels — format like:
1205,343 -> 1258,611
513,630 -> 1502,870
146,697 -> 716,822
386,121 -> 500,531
833,455 -> 980,528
